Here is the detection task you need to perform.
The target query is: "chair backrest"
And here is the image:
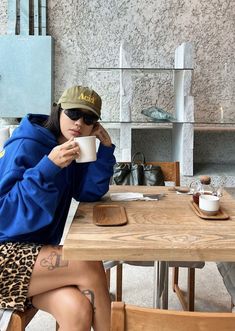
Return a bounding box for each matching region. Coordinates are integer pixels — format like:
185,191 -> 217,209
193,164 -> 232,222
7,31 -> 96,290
145,161 -> 180,186
0,127 -> 10,151
113,160 -> 180,186
111,302 -> 235,331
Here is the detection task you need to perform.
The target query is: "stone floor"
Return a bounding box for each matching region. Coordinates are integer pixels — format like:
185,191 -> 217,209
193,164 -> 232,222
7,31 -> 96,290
27,262 -> 232,330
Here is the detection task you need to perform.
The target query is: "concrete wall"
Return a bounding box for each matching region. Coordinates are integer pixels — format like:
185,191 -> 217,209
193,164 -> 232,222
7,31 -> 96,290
49,1 -> 235,122
1,0 -> 234,120
0,0 -> 235,165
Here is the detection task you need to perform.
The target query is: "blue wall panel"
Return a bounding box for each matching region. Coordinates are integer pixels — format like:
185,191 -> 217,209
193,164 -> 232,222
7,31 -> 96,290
0,35 -> 54,117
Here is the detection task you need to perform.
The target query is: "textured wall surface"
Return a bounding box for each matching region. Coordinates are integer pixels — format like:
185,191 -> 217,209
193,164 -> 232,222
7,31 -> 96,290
0,0 -> 235,170
46,0 -> 235,123
0,1 -> 234,119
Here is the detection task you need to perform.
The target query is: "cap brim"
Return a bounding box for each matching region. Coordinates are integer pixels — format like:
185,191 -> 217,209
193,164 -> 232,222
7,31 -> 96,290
61,102 -> 100,118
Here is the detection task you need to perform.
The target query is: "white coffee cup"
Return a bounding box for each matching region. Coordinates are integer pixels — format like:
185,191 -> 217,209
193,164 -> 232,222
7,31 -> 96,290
74,136 -> 97,163
199,194 -> 220,216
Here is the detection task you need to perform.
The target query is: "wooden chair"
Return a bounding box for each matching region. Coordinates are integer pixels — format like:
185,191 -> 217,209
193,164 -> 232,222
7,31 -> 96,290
110,301 -> 235,331
106,161 -> 204,310
6,307 -> 59,331
145,161 -> 180,186
104,260 -> 123,301
170,261 -> 205,311
7,307 -> 38,331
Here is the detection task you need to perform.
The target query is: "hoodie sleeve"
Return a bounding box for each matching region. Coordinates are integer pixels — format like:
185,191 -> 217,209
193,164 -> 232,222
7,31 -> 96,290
72,144 -> 116,201
0,155 -> 62,237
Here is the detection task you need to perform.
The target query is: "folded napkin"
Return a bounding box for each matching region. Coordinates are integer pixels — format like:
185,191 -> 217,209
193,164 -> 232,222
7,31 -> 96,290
110,192 -> 160,201
176,190 -> 192,195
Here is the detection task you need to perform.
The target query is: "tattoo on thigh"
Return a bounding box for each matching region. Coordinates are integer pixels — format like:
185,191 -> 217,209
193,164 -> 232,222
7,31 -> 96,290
81,289 -> 96,311
40,251 -> 69,270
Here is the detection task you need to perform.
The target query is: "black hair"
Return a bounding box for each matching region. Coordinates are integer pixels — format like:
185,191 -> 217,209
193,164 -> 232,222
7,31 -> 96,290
43,104 -> 62,138
43,104 -> 98,139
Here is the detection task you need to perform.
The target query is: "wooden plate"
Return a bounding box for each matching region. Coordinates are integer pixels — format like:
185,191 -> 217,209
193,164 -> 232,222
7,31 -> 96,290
175,186 -> 190,193
93,204 -> 128,226
168,186 -> 190,193
190,201 -> 229,220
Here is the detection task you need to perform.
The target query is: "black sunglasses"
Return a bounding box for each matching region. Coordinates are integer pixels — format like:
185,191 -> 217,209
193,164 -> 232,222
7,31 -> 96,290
63,109 -> 99,126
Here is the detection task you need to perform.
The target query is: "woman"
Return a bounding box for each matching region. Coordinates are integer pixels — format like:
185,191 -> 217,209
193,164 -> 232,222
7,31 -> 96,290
0,85 -> 116,331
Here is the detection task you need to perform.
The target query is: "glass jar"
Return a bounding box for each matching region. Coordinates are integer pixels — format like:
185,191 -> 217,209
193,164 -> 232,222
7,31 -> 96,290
191,180 -> 201,205
199,176 -> 214,195
191,176 -> 214,204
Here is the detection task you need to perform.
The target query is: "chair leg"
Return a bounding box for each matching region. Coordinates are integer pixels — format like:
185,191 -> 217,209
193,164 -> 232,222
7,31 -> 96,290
187,268 -> 195,311
116,264 -> 123,301
106,268 -> 111,290
231,299 -> 234,312
105,265 -> 122,301
172,267 -> 195,311
7,313 -> 24,331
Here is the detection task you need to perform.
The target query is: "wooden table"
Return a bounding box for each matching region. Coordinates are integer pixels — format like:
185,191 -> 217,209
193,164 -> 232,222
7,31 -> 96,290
63,185 -> 235,308
63,185 -> 235,262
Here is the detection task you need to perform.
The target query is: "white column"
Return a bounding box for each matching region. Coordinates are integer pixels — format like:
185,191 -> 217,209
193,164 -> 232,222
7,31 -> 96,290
173,42 -> 194,176
119,41 -> 133,161
120,123 -> 132,161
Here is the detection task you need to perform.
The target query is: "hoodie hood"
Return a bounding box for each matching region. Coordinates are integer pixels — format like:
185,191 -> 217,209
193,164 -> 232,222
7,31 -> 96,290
5,114 -> 57,149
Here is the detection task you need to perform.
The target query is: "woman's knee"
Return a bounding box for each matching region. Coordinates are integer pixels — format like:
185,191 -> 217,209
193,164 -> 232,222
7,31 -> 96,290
57,290 -> 92,330
33,286 -> 93,330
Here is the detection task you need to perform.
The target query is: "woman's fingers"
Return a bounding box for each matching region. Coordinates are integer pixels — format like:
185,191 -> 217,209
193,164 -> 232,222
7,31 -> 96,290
92,124 -> 112,147
59,143 -> 80,162
48,139 -> 80,168
62,138 -> 76,150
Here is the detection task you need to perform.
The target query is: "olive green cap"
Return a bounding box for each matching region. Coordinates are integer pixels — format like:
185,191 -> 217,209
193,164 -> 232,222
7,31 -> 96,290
58,85 -> 101,118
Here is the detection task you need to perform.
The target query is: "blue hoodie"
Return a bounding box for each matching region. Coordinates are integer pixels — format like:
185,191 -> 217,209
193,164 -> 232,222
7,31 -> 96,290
0,114 -> 116,245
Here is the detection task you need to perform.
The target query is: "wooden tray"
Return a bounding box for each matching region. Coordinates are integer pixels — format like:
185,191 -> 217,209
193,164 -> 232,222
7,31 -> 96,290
190,201 -> 229,220
93,204 -> 128,226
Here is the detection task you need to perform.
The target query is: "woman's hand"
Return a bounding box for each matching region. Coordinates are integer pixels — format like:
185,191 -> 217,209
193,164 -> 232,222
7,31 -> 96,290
48,138 -> 80,168
91,123 -> 112,147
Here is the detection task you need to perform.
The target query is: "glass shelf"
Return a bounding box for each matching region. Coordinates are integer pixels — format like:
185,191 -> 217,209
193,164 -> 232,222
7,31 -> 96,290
194,121 -> 235,125
100,120 -> 235,130
88,67 -> 193,73
194,123 -> 235,130
99,120 -> 235,125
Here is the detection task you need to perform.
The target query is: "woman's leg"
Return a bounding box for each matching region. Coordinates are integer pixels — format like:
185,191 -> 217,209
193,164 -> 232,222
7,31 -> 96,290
32,286 -> 92,331
27,245 -> 110,331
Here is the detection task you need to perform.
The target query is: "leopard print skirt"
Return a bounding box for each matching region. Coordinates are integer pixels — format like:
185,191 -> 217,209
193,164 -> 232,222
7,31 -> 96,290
0,242 -> 42,311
